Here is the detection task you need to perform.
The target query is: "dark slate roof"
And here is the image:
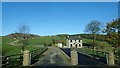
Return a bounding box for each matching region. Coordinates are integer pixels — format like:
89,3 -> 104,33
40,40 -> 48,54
67,35 -> 82,40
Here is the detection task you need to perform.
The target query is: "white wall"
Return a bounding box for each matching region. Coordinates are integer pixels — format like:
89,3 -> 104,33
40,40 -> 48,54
68,39 -> 82,48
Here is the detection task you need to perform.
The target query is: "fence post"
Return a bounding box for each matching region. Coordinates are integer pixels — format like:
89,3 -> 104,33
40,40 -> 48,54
23,50 -> 30,66
71,50 -> 78,65
106,51 -> 115,65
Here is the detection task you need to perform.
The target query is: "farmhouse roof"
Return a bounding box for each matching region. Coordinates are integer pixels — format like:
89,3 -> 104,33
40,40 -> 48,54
67,35 -> 82,40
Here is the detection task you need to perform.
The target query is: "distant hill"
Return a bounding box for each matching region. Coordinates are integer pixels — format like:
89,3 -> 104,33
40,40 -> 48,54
5,33 -> 86,38
5,33 -> 106,42
5,33 -> 40,38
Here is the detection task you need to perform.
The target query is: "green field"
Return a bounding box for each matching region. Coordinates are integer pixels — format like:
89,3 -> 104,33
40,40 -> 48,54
28,36 -> 112,49
2,37 -> 41,56
82,38 -> 112,51
28,36 -> 66,46
2,36 -> 66,56
2,36 -> 17,56
2,36 -> 113,56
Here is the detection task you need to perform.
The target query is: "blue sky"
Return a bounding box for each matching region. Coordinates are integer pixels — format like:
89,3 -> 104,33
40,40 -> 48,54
2,2 -> 118,36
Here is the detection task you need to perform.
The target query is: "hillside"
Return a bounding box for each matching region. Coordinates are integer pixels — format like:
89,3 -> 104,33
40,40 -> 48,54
6,33 -> 40,38
2,36 -> 41,56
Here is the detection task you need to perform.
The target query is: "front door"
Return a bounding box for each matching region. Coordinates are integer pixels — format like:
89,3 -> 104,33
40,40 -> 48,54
75,44 -> 77,48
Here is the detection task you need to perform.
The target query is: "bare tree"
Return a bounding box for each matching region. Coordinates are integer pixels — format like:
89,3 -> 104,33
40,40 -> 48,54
85,20 -> 101,49
15,24 -> 30,53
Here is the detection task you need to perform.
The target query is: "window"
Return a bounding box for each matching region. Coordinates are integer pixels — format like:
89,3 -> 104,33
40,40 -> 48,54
70,44 -> 72,47
79,44 -> 81,47
70,40 -> 72,42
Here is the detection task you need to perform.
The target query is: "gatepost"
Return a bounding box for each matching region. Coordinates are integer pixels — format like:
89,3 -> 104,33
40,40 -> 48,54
71,50 -> 78,65
106,51 -> 115,65
23,50 -> 30,66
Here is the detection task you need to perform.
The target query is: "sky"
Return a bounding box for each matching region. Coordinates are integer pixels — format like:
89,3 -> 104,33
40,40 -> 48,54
2,2 -> 118,36
2,0 -> 120,2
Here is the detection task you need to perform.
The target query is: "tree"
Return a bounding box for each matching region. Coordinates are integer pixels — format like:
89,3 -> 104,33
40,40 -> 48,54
85,20 -> 101,42
85,20 -> 101,49
104,18 -> 120,47
15,24 -> 30,53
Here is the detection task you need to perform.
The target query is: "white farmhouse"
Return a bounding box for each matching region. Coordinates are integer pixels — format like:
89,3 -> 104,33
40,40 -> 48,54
66,35 -> 82,48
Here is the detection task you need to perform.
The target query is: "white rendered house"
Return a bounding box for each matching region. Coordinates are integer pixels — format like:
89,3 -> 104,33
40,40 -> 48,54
66,35 -> 82,48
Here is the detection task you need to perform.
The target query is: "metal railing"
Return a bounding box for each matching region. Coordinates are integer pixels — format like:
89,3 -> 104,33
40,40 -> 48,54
30,48 -> 48,64
74,48 -> 107,64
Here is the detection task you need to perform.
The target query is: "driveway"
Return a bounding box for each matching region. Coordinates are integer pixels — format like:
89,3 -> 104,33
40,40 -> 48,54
33,47 -> 71,66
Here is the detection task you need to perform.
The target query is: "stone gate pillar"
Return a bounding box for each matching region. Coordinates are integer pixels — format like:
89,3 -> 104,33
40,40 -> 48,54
106,51 -> 115,65
71,50 -> 78,65
23,50 -> 30,66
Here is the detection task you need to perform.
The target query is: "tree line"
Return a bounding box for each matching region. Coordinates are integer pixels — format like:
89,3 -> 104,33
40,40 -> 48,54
84,18 -> 120,48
